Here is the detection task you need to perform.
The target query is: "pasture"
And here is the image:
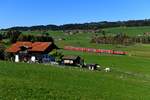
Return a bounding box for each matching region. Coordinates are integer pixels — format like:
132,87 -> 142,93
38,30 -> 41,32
104,26 -> 150,36
1,26 -> 150,99
0,58 -> 150,100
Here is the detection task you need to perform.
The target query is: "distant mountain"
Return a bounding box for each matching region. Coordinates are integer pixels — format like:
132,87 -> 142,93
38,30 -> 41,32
2,19 -> 150,31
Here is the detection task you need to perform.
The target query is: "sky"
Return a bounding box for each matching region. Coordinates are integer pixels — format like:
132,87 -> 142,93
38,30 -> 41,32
0,0 -> 150,29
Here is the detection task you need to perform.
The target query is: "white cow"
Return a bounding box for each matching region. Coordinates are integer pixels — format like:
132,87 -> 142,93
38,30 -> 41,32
104,67 -> 111,72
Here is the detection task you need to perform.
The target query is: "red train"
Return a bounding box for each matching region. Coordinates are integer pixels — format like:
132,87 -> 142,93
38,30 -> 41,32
64,46 -> 128,55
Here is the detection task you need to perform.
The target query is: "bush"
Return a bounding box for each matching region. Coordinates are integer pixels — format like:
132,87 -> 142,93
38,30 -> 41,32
0,44 -> 6,60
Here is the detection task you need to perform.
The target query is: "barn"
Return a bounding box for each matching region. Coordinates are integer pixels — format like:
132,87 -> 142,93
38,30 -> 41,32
6,41 -> 58,63
61,55 -> 84,67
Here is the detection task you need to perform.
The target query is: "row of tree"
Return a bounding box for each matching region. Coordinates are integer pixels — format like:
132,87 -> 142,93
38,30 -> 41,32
2,30 -> 54,43
91,33 -> 150,45
2,19 -> 150,31
17,34 -> 54,42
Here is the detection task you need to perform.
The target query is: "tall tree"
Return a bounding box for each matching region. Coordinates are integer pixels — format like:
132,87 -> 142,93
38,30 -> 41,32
6,30 -> 22,43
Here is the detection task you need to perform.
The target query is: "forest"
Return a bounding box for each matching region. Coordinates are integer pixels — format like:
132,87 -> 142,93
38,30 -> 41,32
2,19 -> 150,31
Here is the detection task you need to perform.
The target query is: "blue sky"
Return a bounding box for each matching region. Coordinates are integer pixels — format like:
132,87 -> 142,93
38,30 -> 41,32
0,0 -> 150,28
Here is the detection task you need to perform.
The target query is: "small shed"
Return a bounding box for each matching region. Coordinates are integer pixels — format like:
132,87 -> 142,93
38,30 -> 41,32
86,64 -> 100,70
61,55 -> 84,67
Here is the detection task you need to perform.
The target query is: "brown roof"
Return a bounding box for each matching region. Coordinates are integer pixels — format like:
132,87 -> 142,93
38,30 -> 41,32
29,42 -> 52,52
6,41 -> 52,53
62,55 -> 80,60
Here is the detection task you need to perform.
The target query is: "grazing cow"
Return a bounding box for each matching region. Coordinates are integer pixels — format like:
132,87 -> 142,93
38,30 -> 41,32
104,68 -> 111,72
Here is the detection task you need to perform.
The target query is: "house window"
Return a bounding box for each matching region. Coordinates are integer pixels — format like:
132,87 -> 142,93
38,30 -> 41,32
19,50 -> 28,54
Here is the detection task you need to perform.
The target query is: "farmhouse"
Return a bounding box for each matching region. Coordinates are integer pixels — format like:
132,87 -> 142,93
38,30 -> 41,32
6,41 -> 57,63
61,55 -> 84,67
144,32 -> 150,36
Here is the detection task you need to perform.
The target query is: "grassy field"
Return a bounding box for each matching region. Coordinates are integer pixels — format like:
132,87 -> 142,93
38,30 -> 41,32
103,26 -> 150,36
1,60 -> 150,100
1,26 -> 150,99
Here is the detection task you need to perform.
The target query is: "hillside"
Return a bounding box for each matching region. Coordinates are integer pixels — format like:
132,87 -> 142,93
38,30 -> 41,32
104,26 -> 150,36
2,19 -> 150,31
1,26 -> 150,99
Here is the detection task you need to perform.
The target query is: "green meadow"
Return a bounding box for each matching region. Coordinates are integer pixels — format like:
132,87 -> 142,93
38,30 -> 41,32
0,59 -> 150,100
104,26 -> 150,36
1,26 -> 150,99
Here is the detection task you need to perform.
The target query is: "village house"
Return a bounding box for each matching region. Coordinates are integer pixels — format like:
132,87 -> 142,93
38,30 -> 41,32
144,32 -> 150,36
6,41 -> 58,63
61,55 -> 84,67
63,29 -> 101,35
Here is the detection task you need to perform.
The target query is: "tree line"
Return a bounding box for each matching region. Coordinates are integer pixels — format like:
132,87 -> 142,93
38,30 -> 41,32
2,30 -> 54,43
2,19 -> 150,31
91,33 -> 150,45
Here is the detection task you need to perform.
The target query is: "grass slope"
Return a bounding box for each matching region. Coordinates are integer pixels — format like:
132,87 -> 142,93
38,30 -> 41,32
104,26 -> 150,36
0,61 -> 150,100
1,26 -> 150,99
